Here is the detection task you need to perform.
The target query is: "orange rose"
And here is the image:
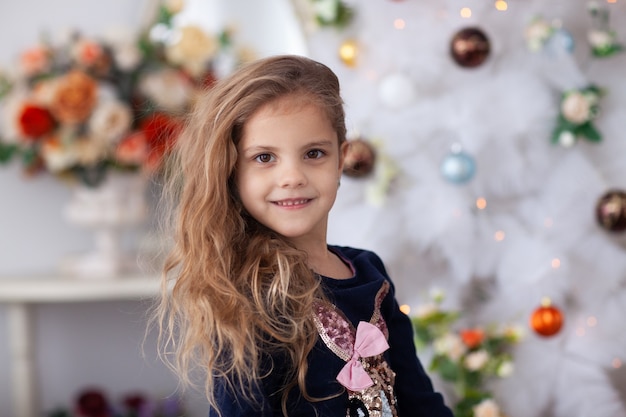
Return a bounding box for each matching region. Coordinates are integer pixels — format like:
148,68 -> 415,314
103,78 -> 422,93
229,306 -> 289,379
460,328 -> 485,348
20,46 -> 51,76
51,70 -> 97,124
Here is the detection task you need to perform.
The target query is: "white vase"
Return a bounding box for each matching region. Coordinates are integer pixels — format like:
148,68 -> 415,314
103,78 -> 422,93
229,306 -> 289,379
60,172 -> 149,279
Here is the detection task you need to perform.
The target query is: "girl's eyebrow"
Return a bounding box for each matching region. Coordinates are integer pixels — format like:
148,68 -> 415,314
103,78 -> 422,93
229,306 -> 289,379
241,140 -> 335,154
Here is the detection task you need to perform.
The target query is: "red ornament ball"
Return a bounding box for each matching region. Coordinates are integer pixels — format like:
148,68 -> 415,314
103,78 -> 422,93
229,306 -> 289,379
530,304 -> 564,337
595,189 -> 626,233
450,27 -> 491,68
343,139 -> 377,177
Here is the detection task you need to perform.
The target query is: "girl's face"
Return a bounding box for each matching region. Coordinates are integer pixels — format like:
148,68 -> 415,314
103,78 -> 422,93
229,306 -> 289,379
236,96 -> 346,247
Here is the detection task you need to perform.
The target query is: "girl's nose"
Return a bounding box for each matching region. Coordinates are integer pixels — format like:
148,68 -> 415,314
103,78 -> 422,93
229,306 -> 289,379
278,161 -> 307,188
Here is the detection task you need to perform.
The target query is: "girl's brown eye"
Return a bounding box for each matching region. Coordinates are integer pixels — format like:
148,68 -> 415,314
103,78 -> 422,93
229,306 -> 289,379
255,153 -> 274,163
306,149 -> 325,159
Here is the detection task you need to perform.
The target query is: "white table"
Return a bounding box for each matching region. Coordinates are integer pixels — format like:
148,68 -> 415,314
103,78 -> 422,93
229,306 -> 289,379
0,275 -> 161,417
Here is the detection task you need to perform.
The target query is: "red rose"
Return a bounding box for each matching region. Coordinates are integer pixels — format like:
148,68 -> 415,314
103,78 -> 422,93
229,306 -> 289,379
140,112 -> 182,170
18,103 -> 56,139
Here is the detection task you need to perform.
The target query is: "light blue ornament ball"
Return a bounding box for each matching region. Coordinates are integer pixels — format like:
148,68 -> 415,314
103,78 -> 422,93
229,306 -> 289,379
440,150 -> 476,184
545,28 -> 575,56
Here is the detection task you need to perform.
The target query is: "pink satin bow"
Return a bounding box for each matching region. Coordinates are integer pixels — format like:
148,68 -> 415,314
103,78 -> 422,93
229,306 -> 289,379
336,321 -> 389,391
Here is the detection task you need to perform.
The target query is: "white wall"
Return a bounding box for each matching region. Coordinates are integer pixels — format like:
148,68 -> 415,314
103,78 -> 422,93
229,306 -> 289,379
0,1 -> 202,416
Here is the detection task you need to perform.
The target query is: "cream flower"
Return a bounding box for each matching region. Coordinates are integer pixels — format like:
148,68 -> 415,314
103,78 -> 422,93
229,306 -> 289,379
434,333 -> 467,361
497,360 -> 515,377
88,99 -> 133,143
313,0 -> 339,22
473,399 -> 502,417
166,25 -> 218,76
415,303 -> 439,319
464,350 -> 490,371
139,68 -> 194,112
588,30 -> 613,49
164,0 -> 184,14
525,18 -> 553,51
561,91 -> 592,124
41,137 -> 79,172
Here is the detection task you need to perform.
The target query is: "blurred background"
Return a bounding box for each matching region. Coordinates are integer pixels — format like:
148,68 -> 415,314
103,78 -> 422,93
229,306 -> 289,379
0,0 -> 625,416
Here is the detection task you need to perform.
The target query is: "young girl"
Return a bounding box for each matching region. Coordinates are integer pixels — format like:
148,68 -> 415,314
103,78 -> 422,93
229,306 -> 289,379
156,55 -> 453,417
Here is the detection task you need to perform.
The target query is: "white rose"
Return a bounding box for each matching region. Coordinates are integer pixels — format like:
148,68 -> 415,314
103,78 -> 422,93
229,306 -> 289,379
88,99 -> 132,143
473,399 -> 502,417
588,30 -> 613,49
434,333 -> 467,361
561,91 -> 591,124
464,350 -> 490,371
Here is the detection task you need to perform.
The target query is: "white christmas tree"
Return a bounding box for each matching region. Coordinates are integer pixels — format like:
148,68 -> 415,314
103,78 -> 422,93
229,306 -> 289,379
298,0 -> 626,416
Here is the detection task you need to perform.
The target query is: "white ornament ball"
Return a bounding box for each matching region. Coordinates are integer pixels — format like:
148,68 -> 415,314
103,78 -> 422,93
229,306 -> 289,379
378,73 -> 417,109
558,131 -> 576,148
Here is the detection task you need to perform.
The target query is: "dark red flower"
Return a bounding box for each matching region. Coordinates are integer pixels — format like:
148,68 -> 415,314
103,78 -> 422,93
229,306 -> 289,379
18,103 -> 55,139
75,389 -> 110,417
122,392 -> 147,412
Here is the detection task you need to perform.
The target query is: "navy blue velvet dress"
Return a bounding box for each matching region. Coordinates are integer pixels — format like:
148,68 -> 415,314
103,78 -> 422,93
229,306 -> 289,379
209,246 -> 453,417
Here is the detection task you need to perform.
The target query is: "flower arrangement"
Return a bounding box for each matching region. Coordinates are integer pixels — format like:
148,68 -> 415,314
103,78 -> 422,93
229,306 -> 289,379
551,85 -> 604,147
47,387 -> 185,417
295,0 -> 354,30
587,1 -> 622,58
0,0 -> 247,187
411,292 -> 523,417
524,16 -> 556,52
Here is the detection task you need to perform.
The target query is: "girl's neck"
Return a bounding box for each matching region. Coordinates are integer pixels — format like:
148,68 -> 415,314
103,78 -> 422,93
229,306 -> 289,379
307,246 -> 353,280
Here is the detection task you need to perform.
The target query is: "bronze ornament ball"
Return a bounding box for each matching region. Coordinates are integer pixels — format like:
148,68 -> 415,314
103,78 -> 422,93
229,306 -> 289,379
595,189 -> 626,233
343,139 -> 376,177
450,27 -> 491,68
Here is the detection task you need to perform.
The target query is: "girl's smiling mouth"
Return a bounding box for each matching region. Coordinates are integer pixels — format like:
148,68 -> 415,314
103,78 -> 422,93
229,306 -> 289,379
273,198 -> 312,207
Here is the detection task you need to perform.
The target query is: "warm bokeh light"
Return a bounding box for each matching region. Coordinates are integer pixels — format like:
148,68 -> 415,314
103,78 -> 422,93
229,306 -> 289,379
394,18 -> 406,29
494,230 -> 505,241
607,0 -> 617,3
338,39 -> 358,67
551,258 -> 561,269
586,316 -> 597,327
612,358 -> 623,368
544,217 -> 553,228
476,197 -> 487,210
399,304 -> 411,315
460,7 -> 472,18
495,0 -> 508,11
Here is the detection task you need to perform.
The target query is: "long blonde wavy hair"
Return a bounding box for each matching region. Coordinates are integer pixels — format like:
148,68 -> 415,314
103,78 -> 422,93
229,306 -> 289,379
154,55 -> 347,415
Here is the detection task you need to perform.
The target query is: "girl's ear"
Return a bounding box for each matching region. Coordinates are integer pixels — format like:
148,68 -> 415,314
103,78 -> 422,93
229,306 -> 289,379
338,140 -> 349,174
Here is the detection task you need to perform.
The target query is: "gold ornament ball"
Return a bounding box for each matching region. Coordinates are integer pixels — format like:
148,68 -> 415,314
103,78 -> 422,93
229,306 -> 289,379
450,27 -> 491,68
595,189 -> 626,233
343,139 -> 376,177
339,39 -> 359,67
530,304 -> 564,337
